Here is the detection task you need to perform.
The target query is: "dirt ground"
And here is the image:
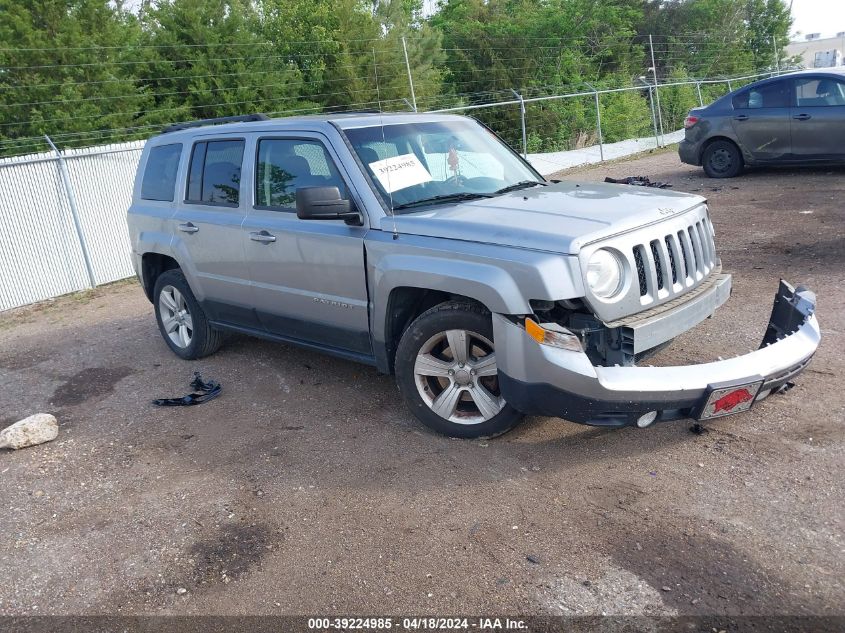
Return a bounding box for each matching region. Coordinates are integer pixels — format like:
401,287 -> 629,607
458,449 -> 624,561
0,151 -> 842,619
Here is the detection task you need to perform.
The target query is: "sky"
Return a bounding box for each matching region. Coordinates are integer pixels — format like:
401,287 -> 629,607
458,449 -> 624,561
789,0 -> 845,39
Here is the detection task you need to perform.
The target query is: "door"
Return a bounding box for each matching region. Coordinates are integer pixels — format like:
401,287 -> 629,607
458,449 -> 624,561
172,138 -> 259,328
729,80 -> 791,162
242,134 -> 371,355
790,75 -> 845,160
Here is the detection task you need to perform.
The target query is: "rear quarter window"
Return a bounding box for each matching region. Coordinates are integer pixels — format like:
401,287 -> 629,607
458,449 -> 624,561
141,143 -> 182,202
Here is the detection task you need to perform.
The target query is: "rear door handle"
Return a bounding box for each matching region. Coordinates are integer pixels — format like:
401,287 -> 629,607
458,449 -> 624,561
250,230 -> 276,243
733,114 -> 749,121
792,113 -> 811,121
178,222 -> 199,233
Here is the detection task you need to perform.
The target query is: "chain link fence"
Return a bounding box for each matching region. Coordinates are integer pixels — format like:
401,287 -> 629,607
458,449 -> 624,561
0,46 -> 795,311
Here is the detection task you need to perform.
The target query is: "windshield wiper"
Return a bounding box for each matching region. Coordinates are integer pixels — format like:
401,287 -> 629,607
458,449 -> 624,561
392,192 -> 494,210
493,180 -> 547,195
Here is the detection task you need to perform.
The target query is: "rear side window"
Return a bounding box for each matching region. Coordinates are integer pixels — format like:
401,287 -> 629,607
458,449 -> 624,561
732,81 -> 789,109
186,139 -> 245,206
141,143 -> 182,201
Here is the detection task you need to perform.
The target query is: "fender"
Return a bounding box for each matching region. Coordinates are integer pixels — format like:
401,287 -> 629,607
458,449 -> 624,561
365,231 -> 584,371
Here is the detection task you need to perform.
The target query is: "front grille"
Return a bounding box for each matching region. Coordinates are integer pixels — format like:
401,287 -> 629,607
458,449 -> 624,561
633,216 -> 716,299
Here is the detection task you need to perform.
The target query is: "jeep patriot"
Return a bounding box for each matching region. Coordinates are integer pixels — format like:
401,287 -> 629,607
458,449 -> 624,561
128,112 -> 820,438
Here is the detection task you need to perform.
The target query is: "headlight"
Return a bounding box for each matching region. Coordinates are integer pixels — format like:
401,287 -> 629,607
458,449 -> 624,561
586,249 -> 624,299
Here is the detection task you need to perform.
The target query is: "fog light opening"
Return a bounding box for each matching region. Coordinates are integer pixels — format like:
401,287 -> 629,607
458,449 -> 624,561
636,411 -> 659,428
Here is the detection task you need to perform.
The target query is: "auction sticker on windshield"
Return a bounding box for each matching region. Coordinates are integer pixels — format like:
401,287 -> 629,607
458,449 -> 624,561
368,153 -> 433,193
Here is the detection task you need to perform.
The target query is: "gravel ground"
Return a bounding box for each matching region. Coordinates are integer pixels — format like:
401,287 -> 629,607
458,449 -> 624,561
0,151 -> 842,618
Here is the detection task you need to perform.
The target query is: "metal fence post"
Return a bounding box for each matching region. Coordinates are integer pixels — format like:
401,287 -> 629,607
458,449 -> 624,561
727,78 -> 733,92
772,36 -> 780,75
510,89 -> 528,158
639,80 -> 660,150
584,82 -> 604,161
648,35 -> 665,146
45,135 -> 96,289
695,81 -> 704,107
401,36 -> 417,112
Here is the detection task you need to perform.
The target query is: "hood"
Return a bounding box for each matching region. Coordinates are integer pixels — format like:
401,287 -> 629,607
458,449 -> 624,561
381,181 -> 707,254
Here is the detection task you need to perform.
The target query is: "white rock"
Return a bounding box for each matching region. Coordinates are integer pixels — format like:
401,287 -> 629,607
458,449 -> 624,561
0,414 -> 59,450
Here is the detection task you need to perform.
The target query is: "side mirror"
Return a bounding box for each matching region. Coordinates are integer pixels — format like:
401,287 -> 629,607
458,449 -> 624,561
296,187 -> 361,225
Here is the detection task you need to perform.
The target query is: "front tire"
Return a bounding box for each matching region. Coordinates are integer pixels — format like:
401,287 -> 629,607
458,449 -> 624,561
153,269 -> 224,360
395,301 -> 524,438
702,140 -> 743,178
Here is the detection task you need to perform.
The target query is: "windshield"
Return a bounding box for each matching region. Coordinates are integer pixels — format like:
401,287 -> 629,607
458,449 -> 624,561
342,119 -> 543,213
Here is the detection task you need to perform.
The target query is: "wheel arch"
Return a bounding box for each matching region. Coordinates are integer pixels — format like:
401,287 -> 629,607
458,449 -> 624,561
141,252 -> 180,302
700,135 -> 742,163
381,287 -> 485,374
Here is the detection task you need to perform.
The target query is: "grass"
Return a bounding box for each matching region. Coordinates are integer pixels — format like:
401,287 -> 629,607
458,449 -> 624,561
0,277 -> 140,331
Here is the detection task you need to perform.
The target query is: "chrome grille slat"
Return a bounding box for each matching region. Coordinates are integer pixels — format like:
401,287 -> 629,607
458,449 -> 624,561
688,225 -> 705,278
695,221 -> 711,270
704,218 -> 716,266
677,230 -> 693,282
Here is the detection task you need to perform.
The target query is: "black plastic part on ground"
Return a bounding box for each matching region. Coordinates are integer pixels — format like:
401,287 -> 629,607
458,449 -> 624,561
152,372 -> 221,407
604,175 -> 673,188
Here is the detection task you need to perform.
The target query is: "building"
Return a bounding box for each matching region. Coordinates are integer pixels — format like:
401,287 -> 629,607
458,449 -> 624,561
786,33 -> 845,68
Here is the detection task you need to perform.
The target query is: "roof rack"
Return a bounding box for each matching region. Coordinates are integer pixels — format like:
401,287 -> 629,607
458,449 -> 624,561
162,113 -> 270,134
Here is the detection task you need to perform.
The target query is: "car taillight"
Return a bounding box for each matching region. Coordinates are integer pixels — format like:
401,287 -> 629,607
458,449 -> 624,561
684,115 -> 699,129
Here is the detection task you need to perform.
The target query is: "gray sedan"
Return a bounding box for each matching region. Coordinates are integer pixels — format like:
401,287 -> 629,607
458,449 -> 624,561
679,68 -> 845,177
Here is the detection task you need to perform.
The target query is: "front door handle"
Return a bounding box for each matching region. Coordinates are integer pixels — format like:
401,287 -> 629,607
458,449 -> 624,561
250,230 -> 276,243
178,222 -> 199,233
733,114 -> 749,121
792,113 -> 812,121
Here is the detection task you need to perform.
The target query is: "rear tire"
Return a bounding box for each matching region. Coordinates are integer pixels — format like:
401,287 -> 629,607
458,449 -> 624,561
394,301 -> 524,439
153,269 -> 224,360
702,140 -> 743,178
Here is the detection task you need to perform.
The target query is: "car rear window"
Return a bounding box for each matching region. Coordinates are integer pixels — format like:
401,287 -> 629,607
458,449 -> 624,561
186,139 -> 245,206
140,143 -> 182,202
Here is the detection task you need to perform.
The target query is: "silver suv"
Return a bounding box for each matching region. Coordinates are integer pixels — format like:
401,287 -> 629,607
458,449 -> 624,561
128,112 -> 820,438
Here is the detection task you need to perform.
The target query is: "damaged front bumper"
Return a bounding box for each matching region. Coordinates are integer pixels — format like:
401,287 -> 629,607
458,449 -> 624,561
495,281 -> 820,427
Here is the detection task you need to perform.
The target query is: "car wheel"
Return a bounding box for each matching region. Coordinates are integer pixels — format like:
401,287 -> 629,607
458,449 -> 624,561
702,140 -> 743,178
395,301 -> 524,438
153,269 -> 224,360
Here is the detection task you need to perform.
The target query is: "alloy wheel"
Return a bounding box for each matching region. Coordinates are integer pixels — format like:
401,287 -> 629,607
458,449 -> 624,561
413,329 -> 505,424
159,285 -> 193,348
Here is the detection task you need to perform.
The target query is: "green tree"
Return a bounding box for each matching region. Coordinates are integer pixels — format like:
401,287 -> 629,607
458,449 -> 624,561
136,0 -> 302,126
0,0 -> 147,152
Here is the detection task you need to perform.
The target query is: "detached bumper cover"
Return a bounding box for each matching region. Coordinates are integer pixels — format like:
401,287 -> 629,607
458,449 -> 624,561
495,281 -> 820,426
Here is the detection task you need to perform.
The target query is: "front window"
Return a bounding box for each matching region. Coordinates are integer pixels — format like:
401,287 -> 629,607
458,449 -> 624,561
255,138 -> 347,210
794,77 -> 845,107
342,120 -> 543,212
